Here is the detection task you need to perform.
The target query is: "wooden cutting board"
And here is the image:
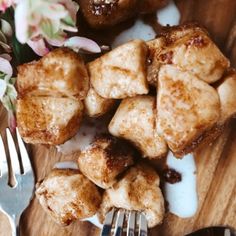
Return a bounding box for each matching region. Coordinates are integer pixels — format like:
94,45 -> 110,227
0,0 -> 236,235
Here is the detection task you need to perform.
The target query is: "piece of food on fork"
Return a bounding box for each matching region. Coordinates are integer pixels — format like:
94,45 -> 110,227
16,48 -> 89,145
36,169 -> 102,226
78,135 -> 134,189
97,163 -> 165,228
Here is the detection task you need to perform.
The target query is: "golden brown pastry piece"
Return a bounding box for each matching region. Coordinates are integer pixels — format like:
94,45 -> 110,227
17,48 -> 89,99
17,97 -> 84,145
98,164 -> 165,228
89,40 -> 149,99
147,24 -> 230,86
109,95 -> 167,159
198,69 -> 236,147
84,86 -> 115,117
36,169 -> 102,226
156,65 -> 220,157
16,48 -> 88,145
217,69 -> 236,124
78,0 -> 168,29
78,135 -> 134,189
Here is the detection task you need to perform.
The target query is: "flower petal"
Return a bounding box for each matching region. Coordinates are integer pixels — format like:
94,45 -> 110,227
0,53 -> 12,61
45,31 -> 66,47
0,0 -> 14,12
39,2 -> 68,20
0,57 -> 12,76
0,41 -> 11,53
0,79 -> 7,99
1,19 -> 13,37
64,36 -> 101,53
27,38 -> 49,56
15,0 -> 29,43
59,0 -> 79,22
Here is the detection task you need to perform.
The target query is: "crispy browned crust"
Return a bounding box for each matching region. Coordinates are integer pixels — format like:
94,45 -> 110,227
157,22 -> 209,38
18,114 -> 83,145
173,123 -> 224,158
18,111 -> 83,145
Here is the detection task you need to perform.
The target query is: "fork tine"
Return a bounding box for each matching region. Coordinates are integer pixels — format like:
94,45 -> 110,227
16,128 -> 32,174
0,134 -> 8,178
6,128 -> 21,177
114,209 -> 125,236
101,208 -> 115,236
138,213 -> 148,236
127,211 -> 136,236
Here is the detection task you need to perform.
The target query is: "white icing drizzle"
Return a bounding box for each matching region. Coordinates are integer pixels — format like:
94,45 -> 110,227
112,0 -> 181,49
164,152 -> 198,218
57,117 -> 109,155
157,0 -> 181,26
112,19 -> 156,48
53,161 -> 79,170
83,214 -> 103,229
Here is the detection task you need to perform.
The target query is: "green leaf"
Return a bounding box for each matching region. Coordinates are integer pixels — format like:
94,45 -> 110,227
41,19 -> 56,38
6,84 -> 17,99
62,15 -> 75,27
9,77 -> 16,85
1,95 -> 14,111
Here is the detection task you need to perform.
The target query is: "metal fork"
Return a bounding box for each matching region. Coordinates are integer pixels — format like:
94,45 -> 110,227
101,208 -> 148,236
0,128 -> 35,236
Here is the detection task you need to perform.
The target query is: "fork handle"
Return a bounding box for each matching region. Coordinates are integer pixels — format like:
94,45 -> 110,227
8,214 -> 21,236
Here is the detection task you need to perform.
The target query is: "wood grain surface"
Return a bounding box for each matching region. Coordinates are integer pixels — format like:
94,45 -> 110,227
0,0 -> 236,235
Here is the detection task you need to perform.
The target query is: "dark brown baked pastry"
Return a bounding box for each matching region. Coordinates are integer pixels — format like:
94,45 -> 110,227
78,0 -> 168,29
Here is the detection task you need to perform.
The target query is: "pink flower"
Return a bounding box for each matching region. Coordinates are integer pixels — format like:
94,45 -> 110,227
0,0 -> 14,12
14,0 -> 79,56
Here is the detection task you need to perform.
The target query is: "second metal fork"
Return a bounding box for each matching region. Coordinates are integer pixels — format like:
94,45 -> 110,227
101,208 -> 148,236
0,128 -> 35,236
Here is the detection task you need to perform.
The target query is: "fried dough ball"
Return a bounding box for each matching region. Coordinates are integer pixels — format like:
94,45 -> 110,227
98,164 -> 165,228
156,65 -> 220,157
109,95 -> 167,159
78,135 -> 134,189
36,169 -> 102,226
147,24 -> 229,86
84,86 -> 115,117
17,48 -> 89,99
17,97 -> 84,145
89,40 -> 148,99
